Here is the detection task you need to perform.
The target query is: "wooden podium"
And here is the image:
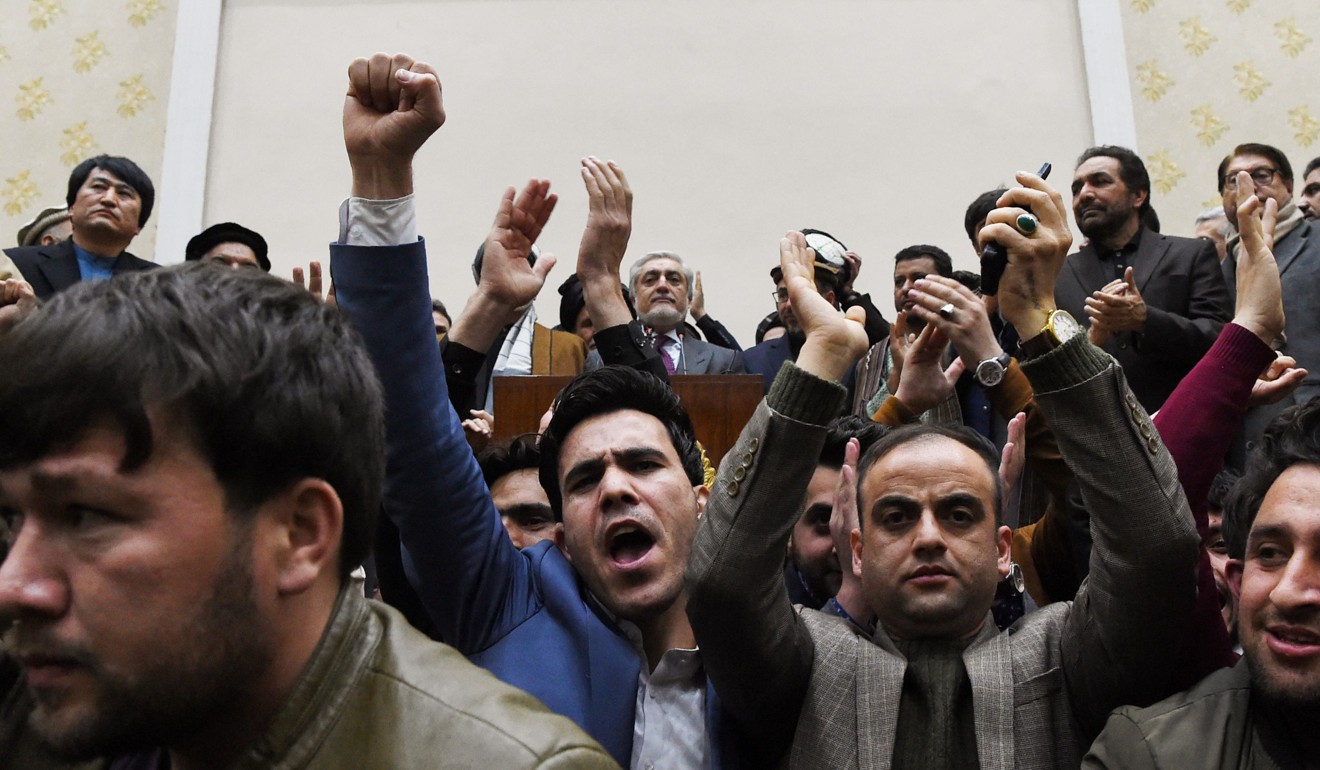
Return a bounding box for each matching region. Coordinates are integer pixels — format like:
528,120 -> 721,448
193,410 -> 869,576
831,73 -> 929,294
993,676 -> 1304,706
493,374 -> 765,466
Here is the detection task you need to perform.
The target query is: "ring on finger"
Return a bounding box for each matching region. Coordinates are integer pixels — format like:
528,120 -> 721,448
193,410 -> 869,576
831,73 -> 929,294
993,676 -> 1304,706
1016,213 -> 1039,234
938,302 -> 956,320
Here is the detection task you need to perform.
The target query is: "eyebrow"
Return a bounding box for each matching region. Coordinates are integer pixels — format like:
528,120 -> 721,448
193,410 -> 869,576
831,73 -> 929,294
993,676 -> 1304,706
1246,523 -> 1291,550
499,502 -> 555,522
562,446 -> 669,489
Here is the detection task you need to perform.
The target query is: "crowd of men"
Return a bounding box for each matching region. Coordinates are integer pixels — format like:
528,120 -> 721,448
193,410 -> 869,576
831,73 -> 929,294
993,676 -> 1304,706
1,50 -> 1318,769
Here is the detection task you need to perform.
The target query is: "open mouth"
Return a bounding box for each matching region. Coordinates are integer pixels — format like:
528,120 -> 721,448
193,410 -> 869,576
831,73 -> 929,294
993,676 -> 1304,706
1267,625 -> 1320,656
608,524 -> 656,567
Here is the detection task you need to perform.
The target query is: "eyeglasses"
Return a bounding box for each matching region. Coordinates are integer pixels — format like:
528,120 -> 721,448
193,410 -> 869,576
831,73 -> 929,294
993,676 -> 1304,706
1222,167 -> 1278,190
771,289 -> 790,306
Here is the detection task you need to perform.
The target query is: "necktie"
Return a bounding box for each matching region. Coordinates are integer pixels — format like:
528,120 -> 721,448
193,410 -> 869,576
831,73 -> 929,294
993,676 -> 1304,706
654,335 -> 676,374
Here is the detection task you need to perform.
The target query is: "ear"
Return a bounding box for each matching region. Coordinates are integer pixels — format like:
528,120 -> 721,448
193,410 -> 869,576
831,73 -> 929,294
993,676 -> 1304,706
553,522 -> 570,563
996,524 -> 1013,580
1132,187 -> 1149,210
259,478 -> 343,596
850,527 -> 865,579
824,289 -> 838,309
1226,558 -> 1244,600
693,484 -> 709,518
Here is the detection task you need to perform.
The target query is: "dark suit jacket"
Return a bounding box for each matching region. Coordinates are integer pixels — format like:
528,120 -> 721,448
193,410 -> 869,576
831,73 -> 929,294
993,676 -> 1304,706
585,335 -> 745,374
1055,229 -> 1229,411
1225,216 -> 1320,444
5,238 -> 156,300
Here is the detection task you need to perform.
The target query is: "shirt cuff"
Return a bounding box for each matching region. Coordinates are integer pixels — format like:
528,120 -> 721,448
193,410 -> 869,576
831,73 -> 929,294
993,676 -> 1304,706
337,194 -> 418,246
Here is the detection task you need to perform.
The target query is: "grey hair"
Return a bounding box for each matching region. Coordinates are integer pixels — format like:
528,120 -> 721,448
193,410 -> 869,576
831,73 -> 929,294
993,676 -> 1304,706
629,250 -> 695,294
1194,207 -> 1228,227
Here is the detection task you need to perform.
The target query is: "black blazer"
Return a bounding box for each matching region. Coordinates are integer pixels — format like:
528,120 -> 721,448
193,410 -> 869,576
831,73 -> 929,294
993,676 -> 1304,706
1054,228 -> 1230,411
5,237 -> 157,300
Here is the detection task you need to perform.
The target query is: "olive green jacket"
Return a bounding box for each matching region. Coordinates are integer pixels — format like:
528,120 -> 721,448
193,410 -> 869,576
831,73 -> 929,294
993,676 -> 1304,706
1,589 -> 619,769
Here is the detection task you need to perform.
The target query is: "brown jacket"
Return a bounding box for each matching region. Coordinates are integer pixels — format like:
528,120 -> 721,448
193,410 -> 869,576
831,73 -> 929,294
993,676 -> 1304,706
531,323 -> 587,376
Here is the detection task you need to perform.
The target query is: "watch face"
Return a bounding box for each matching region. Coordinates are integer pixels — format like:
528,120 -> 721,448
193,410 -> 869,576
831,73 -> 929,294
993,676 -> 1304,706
1051,310 -> 1081,341
975,358 -> 1006,387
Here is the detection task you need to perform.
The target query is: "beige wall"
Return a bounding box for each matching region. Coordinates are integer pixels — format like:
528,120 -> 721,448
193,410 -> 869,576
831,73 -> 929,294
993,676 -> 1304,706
206,0 -> 1093,341
0,0 -> 177,255
1120,3 -> 1320,234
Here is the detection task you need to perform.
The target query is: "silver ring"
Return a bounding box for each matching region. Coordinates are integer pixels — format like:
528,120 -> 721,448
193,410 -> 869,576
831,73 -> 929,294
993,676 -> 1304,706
938,303 -> 955,320
1016,213 -> 1039,234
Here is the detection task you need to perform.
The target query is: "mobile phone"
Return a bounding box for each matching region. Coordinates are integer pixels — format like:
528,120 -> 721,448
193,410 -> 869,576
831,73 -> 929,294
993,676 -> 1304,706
980,162 -> 1052,296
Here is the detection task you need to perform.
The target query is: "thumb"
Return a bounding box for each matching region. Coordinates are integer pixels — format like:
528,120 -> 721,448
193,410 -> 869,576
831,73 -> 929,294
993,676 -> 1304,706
844,305 -> 867,326
532,251 -> 558,282
1124,266 -> 1137,291
944,356 -> 966,383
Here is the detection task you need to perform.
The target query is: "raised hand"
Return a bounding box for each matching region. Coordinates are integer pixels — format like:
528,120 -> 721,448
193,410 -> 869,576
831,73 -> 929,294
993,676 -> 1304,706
293,261 -> 336,305
343,52 -> 445,200
782,231 -> 869,383
1248,354 -> 1308,408
477,179 -> 559,313
0,278 -> 37,334
462,409 -> 495,452
999,412 -> 1027,515
979,171 -> 1073,337
904,274 -> 1003,366
830,438 -> 862,579
576,156 -> 634,329
892,321 -> 965,415
1232,170 -> 1285,346
691,271 -> 707,320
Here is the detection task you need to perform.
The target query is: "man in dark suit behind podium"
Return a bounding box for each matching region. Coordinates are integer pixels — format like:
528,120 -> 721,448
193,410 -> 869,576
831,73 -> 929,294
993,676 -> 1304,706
5,154 -> 157,300
1054,145 -> 1230,411
586,250 -> 745,375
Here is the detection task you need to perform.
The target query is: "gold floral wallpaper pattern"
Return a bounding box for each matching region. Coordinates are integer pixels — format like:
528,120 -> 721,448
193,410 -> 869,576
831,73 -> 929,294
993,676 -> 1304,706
1120,2 -> 1320,228
1,1 -> 176,255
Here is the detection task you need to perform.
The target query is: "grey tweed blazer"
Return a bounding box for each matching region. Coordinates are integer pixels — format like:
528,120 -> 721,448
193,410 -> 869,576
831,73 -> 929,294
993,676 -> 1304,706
686,338 -> 1200,770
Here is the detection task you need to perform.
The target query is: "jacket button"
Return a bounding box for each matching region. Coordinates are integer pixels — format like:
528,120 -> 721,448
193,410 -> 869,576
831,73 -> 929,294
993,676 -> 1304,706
727,480 -> 740,497
733,465 -> 747,482
748,437 -> 760,453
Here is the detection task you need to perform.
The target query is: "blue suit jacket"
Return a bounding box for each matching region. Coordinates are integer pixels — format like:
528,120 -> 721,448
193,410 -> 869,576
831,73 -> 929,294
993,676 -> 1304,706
332,240 -> 744,769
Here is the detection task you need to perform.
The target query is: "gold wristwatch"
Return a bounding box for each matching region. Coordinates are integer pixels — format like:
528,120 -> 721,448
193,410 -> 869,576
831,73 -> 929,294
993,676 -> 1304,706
1018,309 -> 1080,360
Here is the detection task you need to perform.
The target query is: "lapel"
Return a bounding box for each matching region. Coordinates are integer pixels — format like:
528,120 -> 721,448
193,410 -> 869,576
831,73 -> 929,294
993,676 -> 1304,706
963,617 -> 1014,770
1274,220 -> 1311,278
682,338 -> 711,374
1061,246 -> 1110,306
856,630 -> 906,770
37,239 -> 82,293
1131,230 -> 1172,294
530,323 -> 550,375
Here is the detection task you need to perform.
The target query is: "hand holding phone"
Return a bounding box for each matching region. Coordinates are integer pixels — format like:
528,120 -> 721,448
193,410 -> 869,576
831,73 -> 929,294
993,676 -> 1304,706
980,162 -> 1052,296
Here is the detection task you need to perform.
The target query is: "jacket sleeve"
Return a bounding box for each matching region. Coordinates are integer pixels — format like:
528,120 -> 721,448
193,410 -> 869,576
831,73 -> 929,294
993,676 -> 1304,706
1135,238 -> 1230,368
695,314 -> 742,351
685,362 -> 846,764
1151,323 -> 1275,687
1019,337 -> 1199,740
331,240 -> 540,653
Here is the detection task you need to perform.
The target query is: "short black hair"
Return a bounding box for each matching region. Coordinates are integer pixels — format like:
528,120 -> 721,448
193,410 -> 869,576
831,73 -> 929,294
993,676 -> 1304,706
755,311 -> 784,345
1077,145 -> 1155,221
818,415 -> 888,469
431,298 -> 451,324
964,187 -> 1008,245
1223,398 -> 1320,560
539,366 -> 702,519
1208,467 -> 1241,515
1217,143 -> 1294,190
0,263 -> 383,582
478,434 -> 542,489
1305,156 -> 1320,180
893,244 -> 953,279
855,423 -> 1003,527
67,154 -> 155,227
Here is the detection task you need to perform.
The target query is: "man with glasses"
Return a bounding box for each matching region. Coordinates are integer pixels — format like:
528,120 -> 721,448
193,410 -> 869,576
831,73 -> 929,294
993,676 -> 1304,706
743,250 -> 846,393
1220,142 -> 1320,444
1054,145 -> 1230,411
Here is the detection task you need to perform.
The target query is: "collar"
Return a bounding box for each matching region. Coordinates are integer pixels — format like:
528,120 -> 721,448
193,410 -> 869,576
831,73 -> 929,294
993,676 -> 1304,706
1096,225 -> 1145,260
71,240 -> 119,265
1227,197 -> 1303,256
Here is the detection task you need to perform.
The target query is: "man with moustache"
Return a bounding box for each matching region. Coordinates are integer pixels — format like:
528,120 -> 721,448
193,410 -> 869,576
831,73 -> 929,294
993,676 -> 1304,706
585,250 -> 744,375
6,155 -> 157,300
1055,145 -> 1229,411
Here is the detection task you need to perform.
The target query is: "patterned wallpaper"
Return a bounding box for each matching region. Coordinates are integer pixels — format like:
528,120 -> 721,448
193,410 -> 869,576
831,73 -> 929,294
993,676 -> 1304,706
0,1 -> 177,258
1120,1 -> 1320,232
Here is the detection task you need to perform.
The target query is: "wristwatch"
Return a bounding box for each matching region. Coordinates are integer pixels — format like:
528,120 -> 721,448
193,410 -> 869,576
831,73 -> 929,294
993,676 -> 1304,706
973,352 -> 1012,388
1018,309 -> 1081,360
